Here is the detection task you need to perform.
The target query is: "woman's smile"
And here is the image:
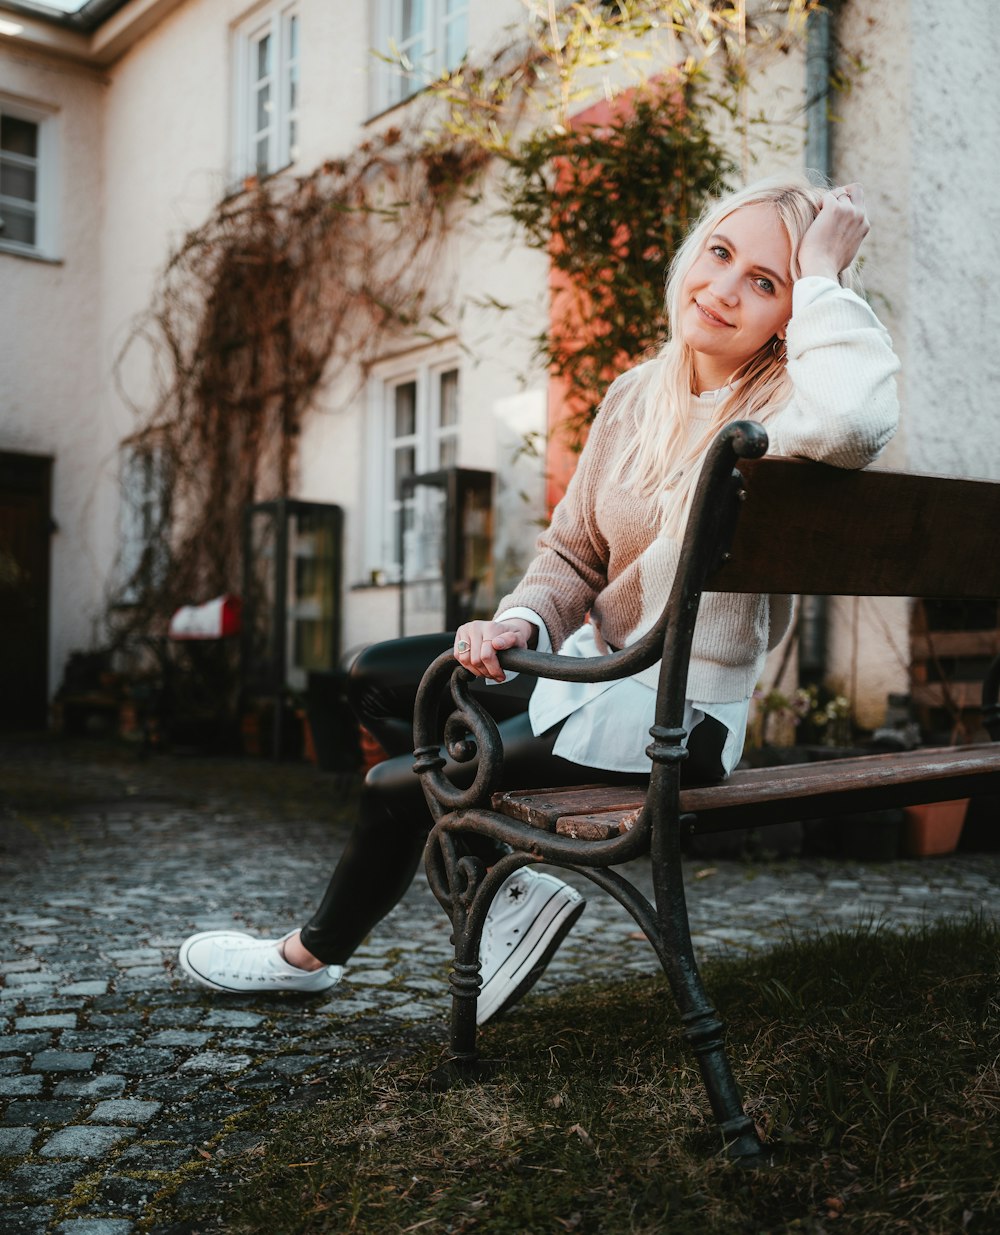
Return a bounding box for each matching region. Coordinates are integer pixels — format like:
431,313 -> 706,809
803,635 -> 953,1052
694,301 -> 734,327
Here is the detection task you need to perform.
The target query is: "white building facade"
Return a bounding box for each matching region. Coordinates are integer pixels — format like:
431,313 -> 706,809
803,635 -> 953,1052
1,0 -> 998,734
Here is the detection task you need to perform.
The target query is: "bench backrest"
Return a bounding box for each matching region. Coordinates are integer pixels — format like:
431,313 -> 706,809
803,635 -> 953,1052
706,458 -> 1000,599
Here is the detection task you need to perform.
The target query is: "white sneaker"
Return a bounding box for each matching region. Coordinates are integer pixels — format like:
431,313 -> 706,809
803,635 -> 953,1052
177,930 -> 343,995
476,869 -> 585,1025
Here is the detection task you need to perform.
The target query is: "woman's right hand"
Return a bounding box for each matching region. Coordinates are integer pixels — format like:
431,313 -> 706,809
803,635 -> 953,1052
454,618 -> 537,683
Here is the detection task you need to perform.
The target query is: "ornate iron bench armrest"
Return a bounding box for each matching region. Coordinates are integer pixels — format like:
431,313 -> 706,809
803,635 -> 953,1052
411,419 -> 770,824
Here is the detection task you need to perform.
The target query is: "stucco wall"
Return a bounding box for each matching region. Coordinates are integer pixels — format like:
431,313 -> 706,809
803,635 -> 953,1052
905,0 -> 1000,481
812,0 -> 1000,728
0,43 -> 108,695
796,0 -> 915,728
101,0 -> 232,452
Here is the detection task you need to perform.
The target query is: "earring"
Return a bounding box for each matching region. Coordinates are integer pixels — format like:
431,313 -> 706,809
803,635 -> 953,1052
771,336 -> 786,358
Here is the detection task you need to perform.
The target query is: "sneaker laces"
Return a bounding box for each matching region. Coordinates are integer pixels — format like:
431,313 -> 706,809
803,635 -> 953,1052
216,936 -> 286,981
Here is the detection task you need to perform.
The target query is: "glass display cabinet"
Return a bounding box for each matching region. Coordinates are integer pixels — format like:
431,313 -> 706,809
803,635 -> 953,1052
398,467 -> 494,636
242,498 -> 343,756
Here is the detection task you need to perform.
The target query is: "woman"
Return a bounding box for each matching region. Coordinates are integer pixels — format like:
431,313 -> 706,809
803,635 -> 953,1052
179,175 -> 899,1018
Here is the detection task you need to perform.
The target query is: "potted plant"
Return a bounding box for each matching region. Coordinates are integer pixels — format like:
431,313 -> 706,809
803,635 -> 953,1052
902,798 -> 970,858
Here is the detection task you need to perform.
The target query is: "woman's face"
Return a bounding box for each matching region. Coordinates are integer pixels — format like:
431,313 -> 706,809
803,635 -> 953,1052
678,202 -> 795,393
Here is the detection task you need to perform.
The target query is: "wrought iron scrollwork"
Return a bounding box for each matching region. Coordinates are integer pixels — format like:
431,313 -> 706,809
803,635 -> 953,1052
411,653 -> 505,819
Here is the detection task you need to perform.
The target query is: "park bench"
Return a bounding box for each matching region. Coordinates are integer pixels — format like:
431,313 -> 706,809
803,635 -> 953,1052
411,420 -> 1000,1161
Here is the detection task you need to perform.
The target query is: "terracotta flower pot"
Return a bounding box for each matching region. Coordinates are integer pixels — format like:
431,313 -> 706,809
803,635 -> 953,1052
902,798 -> 969,858
359,724 -> 388,772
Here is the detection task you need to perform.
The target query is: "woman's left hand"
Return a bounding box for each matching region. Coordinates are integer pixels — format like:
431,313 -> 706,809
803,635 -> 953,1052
797,183 -> 870,281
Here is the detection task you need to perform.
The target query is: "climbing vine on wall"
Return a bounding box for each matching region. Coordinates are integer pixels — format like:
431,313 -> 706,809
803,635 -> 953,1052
112,131 -> 488,636
111,0 -> 819,652
502,84 -> 733,440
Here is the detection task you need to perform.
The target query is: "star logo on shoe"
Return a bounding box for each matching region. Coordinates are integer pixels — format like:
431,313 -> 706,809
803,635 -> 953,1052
476,870 -> 586,1026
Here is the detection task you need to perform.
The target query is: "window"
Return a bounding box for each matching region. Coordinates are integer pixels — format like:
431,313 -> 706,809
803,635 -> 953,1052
233,2 -> 300,183
367,359 -> 460,578
370,0 -> 469,114
0,99 -> 55,258
119,445 -> 168,604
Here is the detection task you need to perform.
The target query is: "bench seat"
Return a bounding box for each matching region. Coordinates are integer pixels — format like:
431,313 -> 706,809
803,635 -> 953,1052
493,743 -> 1000,837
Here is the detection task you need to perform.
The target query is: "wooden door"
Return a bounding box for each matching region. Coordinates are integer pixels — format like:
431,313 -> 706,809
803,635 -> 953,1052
0,452 -> 52,729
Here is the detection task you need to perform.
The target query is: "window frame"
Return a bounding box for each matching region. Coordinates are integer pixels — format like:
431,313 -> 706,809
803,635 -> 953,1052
231,0 -> 301,186
0,95 -> 58,261
369,0 -> 469,116
365,351 -> 462,581
118,442 -> 169,607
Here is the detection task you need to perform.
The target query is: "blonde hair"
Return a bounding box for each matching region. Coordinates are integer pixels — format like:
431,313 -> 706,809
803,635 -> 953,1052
615,174 -> 862,539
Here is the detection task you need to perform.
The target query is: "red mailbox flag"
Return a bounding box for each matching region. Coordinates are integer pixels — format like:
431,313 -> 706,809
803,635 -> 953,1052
168,594 -> 242,640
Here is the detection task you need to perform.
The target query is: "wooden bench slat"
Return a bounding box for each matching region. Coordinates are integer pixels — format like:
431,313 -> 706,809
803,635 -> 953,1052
492,745 -> 1000,837
710,460 -> 1000,598
683,744 -> 1000,808
554,809 -> 642,840
491,784 -> 645,830
682,746 -> 1000,832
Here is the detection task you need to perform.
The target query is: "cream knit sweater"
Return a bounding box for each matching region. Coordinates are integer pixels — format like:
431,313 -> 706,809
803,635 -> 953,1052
496,277 -> 901,703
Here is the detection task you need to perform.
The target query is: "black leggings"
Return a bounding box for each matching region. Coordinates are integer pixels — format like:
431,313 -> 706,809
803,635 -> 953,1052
298,634 -> 726,965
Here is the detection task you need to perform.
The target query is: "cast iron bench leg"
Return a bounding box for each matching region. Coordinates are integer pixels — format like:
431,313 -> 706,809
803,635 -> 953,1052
653,811 -> 764,1160
444,855 -> 486,1070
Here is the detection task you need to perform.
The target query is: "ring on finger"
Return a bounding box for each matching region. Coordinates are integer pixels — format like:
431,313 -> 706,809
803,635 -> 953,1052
456,639 -> 470,654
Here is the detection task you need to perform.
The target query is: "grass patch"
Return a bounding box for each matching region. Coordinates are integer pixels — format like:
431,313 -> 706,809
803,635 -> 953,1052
209,917 -> 999,1235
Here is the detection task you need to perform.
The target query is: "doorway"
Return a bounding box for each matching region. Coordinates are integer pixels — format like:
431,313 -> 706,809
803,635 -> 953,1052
0,451 -> 53,729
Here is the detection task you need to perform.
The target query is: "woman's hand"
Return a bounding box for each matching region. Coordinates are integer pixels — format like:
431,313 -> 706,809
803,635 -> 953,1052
454,618 -> 537,683
797,183 -> 870,282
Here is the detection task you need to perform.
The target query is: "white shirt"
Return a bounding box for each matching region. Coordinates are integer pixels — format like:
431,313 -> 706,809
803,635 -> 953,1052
495,605 -> 749,775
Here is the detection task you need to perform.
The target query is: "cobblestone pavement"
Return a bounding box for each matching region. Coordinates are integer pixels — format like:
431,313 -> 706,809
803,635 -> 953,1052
2,738 -> 999,1233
